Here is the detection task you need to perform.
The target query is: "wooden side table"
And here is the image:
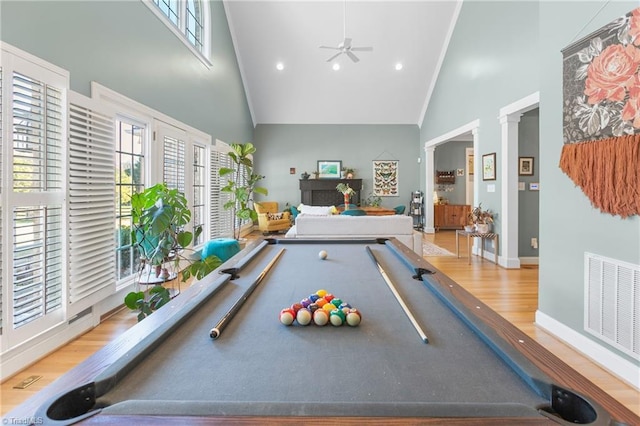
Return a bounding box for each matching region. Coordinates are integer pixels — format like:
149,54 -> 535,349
456,230 -> 499,265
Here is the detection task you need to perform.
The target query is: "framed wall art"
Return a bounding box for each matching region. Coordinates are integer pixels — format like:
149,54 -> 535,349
482,153 -> 496,181
317,160 -> 341,179
373,160 -> 399,196
519,157 -> 534,176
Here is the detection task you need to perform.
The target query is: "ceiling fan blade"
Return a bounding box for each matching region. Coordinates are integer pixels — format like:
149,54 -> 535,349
319,45 -> 340,50
346,51 -> 360,63
351,46 -> 373,52
326,51 -> 343,62
343,37 -> 352,48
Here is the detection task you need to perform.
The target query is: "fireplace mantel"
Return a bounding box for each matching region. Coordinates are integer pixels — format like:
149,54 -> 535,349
299,179 -> 362,206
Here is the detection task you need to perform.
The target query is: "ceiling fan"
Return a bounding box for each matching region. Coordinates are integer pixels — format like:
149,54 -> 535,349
319,1 -> 373,63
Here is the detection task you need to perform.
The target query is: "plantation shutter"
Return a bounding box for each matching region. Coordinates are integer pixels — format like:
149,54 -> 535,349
209,144 -> 232,238
67,91 -> 115,313
11,71 -> 65,329
163,135 -> 185,192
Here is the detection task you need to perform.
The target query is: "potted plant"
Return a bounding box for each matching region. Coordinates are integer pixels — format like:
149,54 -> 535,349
124,183 -> 222,321
344,167 -> 356,179
468,203 -> 494,233
220,142 -> 268,241
336,183 -> 356,210
365,192 -> 382,207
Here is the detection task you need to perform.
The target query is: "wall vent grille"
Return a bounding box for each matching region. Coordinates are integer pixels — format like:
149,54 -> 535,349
584,253 -> 640,359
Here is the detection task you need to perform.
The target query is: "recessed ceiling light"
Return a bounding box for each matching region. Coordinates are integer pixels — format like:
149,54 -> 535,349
276,62 -> 284,71
395,63 -> 403,71
332,63 -> 340,71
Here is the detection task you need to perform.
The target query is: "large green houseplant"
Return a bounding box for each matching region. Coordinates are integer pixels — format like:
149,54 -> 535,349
124,183 -> 221,321
220,143 -> 268,240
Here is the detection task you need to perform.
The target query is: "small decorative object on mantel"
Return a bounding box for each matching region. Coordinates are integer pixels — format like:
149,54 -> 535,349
300,171 -> 310,180
344,167 -> 355,179
336,183 -> 356,210
560,7 -> 640,218
467,203 -> 494,233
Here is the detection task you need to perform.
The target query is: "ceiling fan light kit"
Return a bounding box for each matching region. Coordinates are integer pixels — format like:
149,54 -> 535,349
319,1 -> 372,64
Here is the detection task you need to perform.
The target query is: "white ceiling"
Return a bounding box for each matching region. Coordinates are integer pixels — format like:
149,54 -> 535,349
223,1 -> 461,126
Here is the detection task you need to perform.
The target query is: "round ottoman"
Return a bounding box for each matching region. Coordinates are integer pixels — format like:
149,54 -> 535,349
201,238 -> 241,263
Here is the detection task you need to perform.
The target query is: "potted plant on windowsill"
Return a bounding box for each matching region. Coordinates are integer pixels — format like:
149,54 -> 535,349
124,183 -> 222,321
468,203 -> 494,233
336,183 -> 356,210
220,142 -> 268,242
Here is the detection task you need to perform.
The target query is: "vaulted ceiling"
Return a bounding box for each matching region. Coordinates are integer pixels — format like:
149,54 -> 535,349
223,1 -> 461,126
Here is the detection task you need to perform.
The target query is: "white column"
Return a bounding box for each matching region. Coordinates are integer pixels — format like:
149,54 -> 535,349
500,114 -> 521,269
424,146 -> 436,233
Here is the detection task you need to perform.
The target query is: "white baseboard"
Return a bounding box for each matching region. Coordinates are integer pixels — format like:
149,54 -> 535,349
535,310 -> 640,390
1,314 -> 95,381
519,256 -> 539,265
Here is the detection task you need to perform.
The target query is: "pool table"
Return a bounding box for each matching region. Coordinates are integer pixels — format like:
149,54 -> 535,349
6,238 -> 638,425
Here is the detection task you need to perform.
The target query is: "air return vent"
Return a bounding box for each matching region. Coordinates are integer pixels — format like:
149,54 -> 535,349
585,253 -> 639,358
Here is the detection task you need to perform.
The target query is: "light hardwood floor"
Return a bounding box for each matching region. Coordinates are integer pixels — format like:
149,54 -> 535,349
2,230 -> 638,416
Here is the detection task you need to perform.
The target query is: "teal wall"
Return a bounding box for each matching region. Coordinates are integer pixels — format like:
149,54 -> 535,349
434,141 -> 472,205
421,0 -> 639,365
0,0 -> 253,143
420,0 -> 540,229
253,124 -> 420,210
539,1 -> 639,363
518,109 -> 539,258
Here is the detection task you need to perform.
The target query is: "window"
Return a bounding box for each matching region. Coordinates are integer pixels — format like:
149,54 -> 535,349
115,120 -> 146,281
147,0 -> 210,65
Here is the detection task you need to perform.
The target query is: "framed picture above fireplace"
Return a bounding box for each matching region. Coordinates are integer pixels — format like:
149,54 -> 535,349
317,160 -> 341,179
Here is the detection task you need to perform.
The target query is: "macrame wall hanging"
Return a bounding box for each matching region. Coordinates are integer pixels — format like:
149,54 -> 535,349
560,7 -> 640,218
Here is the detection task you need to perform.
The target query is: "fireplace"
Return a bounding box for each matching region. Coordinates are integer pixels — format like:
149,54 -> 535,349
299,179 -> 362,206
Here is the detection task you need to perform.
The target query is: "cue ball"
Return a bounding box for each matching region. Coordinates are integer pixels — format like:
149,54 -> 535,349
318,250 -> 328,260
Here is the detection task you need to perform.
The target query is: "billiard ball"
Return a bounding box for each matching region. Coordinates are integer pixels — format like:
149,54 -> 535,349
316,289 -> 327,297
291,302 -> 303,313
296,308 -> 312,326
322,302 -> 335,312
309,294 -> 320,303
316,298 -> 328,308
329,309 -> 346,326
318,250 -> 328,260
330,298 -> 342,308
323,293 -> 334,302
346,309 -> 362,327
308,303 -> 319,313
300,298 -> 311,308
313,309 -> 329,326
279,308 -> 296,326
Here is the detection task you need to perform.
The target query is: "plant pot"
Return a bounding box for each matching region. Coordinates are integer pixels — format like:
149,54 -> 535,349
476,224 -> 491,234
343,194 -> 350,210
464,225 -> 475,233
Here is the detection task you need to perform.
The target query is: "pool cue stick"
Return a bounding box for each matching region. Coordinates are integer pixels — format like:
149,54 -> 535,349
365,246 -> 429,344
210,248 -> 286,339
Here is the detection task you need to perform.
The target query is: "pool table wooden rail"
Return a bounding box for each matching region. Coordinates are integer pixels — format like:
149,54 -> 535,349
4,238 -> 639,425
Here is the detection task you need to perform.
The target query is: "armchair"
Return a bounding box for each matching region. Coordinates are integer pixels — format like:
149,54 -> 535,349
255,201 -> 291,234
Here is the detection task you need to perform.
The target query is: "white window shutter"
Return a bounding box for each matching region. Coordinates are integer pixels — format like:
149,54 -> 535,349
209,145 -> 232,238
163,135 -> 185,192
67,91 -> 115,314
